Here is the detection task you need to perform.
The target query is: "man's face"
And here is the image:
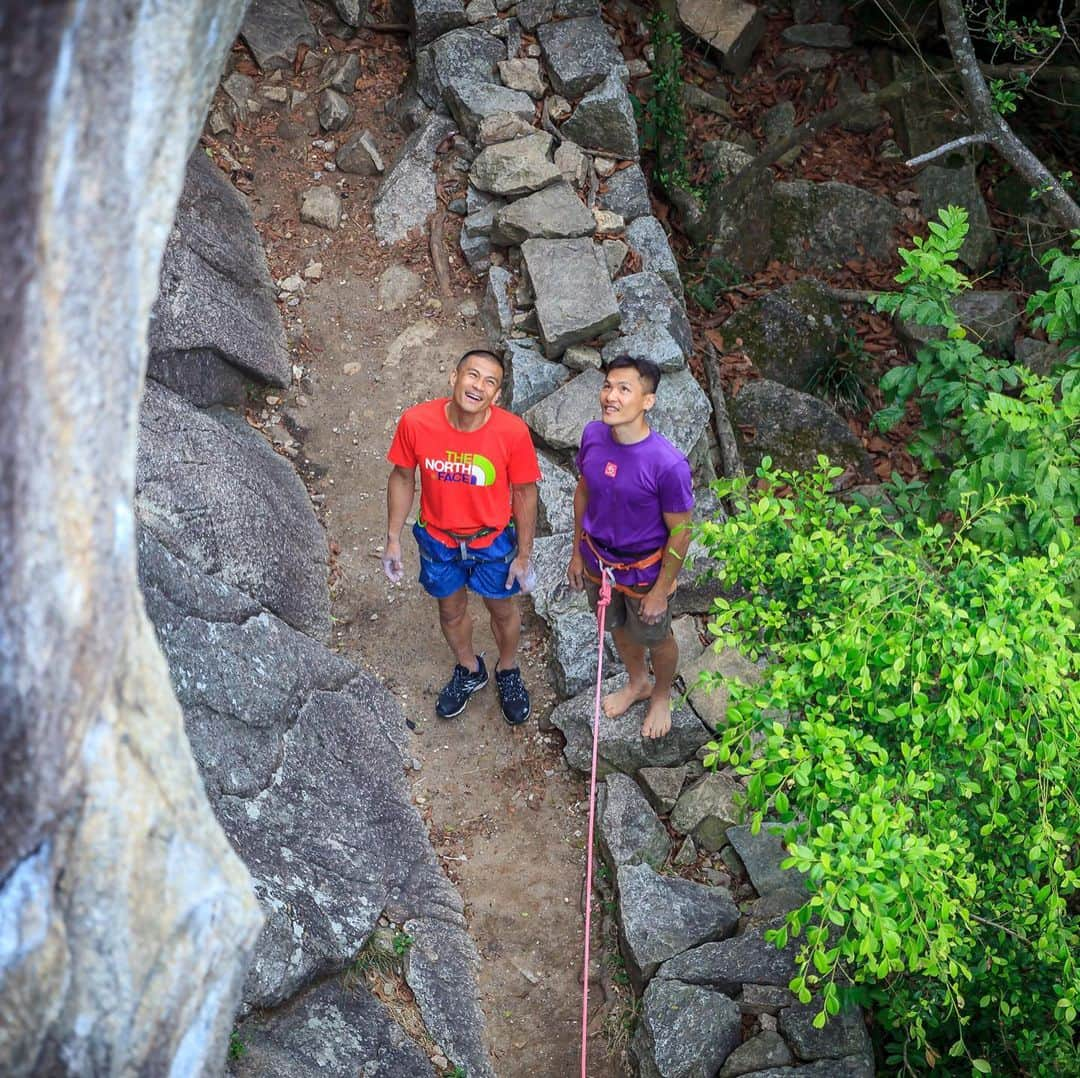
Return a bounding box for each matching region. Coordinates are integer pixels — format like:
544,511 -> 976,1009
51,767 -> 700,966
450,352 -> 503,414
600,365 -> 655,425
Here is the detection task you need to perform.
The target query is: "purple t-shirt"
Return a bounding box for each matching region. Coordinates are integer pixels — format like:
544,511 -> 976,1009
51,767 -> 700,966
576,421 -> 694,589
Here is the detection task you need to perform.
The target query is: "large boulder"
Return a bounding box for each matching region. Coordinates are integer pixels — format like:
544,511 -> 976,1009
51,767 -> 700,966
560,69 -> 640,159
618,863 -> 740,990
550,673 -> 712,775
729,379 -> 874,480
139,534 -> 494,1077
720,280 -> 845,391
521,237 -> 621,357
630,978 -> 742,1078
771,180 -> 902,269
374,114 -> 457,244
148,149 -> 290,394
136,383 -> 330,638
537,16 -> 626,99
1,2 -> 262,1074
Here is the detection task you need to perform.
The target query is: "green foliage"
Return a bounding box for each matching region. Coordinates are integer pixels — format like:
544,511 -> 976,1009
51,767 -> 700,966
696,458 -> 1080,1075
1027,234 -> 1080,363
444,1066 -> 467,1078
871,208 -> 1080,556
685,253 -> 743,311
392,931 -> 413,957
228,1031 -> 247,1062
988,77 -> 1020,116
638,8 -> 696,195
805,329 -> 869,414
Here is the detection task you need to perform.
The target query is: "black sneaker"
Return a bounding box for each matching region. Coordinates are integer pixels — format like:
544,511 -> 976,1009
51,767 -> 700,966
495,665 -> 531,726
436,655 -> 488,719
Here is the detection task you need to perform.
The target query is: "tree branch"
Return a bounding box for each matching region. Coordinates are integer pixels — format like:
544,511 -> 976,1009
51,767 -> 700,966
905,131 -> 990,168
938,0 -> 1080,231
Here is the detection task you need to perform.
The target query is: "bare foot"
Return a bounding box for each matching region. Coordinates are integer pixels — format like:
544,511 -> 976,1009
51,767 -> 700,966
641,695 -> 672,739
602,680 -> 652,718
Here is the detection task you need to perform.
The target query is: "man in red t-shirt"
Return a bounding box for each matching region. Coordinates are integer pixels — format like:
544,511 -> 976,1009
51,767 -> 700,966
385,348 -> 540,725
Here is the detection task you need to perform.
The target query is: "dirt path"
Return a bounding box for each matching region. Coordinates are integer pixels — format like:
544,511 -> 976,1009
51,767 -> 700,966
222,28 -> 625,1078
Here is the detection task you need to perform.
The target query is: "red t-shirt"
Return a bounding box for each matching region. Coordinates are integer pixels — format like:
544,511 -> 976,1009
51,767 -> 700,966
388,399 -> 541,549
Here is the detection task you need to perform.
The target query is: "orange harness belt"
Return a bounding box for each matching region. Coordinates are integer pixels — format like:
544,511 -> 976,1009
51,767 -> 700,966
582,533 -> 665,597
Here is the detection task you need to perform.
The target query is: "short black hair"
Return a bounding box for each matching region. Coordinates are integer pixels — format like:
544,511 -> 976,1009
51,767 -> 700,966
604,353 -> 661,394
456,348 -> 505,374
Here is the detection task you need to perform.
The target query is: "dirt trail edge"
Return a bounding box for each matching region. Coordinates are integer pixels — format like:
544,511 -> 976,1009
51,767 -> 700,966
226,28 -> 624,1078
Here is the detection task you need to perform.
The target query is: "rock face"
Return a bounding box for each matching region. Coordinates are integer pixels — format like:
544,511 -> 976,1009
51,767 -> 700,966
140,533 -> 494,1076
720,280 -> 845,391
729,379 -> 874,479
0,3 -> 263,1075
374,114 -> 457,244
149,149 -> 290,391
521,237 -> 621,356
136,382 -> 331,638
771,180 -> 902,268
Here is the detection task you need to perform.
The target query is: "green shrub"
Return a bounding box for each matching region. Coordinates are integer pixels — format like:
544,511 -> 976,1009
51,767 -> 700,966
871,208 -> 1080,557
696,459 -> 1080,1075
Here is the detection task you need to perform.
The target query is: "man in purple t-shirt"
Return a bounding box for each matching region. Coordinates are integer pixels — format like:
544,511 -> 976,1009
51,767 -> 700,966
567,355 -> 694,738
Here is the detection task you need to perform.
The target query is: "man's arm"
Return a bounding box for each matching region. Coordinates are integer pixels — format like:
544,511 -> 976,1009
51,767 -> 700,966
384,465 -> 417,581
639,509 -> 693,623
505,482 -> 538,591
567,475 -> 588,590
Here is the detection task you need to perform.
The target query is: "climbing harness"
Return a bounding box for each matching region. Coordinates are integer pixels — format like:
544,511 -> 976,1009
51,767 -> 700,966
580,564 -> 615,1078
582,532 -> 664,597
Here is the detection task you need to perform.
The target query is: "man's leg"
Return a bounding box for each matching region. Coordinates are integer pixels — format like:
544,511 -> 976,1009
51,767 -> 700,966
481,595 -> 520,670
602,625 -> 653,718
437,588 -> 479,671
641,632 -> 677,738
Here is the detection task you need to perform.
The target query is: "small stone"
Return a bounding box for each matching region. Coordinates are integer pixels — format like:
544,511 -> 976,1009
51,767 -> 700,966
476,112 -> 537,145
592,208 -> 624,232
626,57 -> 650,78
878,138 -> 905,160
303,262 -> 323,279
470,132 -> 561,197
547,95 -> 572,121
672,836 -> 696,865
208,108 -> 231,135
781,22 -> 853,48
480,265 -> 514,340
378,265 -> 424,309
299,186 -> 342,230
554,140 -> 589,188
739,983 -> 797,1016
343,362 -> 362,375
317,88 -> 353,131
671,772 -> 742,851
446,80 -> 535,142
262,84 -> 289,103
638,765 -> 688,814
337,130 -> 385,175
459,299 -> 479,318
718,1030 -> 794,1077
466,0 -> 497,21
778,46 -> 834,72
592,156 -> 616,177
563,344 -> 602,371
498,57 -> 546,98
683,82 -> 734,118
602,238 -> 628,278
279,275 -> 304,292
320,52 -> 360,94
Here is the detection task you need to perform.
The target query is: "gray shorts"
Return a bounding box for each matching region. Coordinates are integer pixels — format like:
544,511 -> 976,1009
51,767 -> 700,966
584,578 -> 672,646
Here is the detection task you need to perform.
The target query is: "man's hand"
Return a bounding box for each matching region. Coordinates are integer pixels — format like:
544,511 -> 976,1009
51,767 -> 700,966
567,550 -> 585,591
505,554 -> 536,594
638,586 -> 669,625
382,538 -> 404,584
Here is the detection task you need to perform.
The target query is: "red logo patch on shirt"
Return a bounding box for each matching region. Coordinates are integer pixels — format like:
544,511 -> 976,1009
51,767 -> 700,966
604,461 -> 618,478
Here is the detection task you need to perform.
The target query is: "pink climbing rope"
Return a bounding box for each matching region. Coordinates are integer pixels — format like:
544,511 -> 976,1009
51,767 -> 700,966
580,565 -> 614,1078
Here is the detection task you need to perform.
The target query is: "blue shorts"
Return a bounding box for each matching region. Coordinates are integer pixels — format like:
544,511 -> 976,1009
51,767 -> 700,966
413,523 -> 520,600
